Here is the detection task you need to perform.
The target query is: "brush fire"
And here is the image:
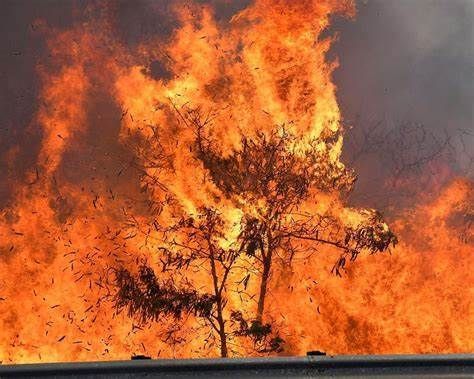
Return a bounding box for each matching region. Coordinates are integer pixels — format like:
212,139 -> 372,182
0,0 -> 472,363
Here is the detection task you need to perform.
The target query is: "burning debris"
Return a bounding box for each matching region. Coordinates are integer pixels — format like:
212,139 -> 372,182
112,108 -> 396,356
0,0 -> 472,363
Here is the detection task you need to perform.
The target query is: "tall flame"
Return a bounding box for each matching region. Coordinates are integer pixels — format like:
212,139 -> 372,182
0,0 -> 472,363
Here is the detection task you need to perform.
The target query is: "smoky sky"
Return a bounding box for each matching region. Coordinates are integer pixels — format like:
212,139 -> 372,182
0,0 -> 472,212
335,0 -> 473,133
331,0 -> 473,211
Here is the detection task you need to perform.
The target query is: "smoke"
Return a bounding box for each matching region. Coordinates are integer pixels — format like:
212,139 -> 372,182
0,0 -> 472,362
331,0 -> 473,211
1,0 -> 472,210
0,1 -> 253,208
0,1 -> 75,206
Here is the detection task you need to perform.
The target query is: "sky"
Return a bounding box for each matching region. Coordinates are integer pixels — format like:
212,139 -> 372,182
332,0 -> 473,209
0,0 -> 472,212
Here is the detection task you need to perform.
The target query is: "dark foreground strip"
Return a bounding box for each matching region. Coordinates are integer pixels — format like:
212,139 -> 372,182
0,354 -> 473,378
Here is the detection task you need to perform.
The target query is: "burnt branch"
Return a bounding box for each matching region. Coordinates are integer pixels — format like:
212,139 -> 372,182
114,265 -> 215,324
112,104 -> 399,357
230,311 -> 284,353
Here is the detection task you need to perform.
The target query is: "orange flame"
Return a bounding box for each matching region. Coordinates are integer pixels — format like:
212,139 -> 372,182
0,0 -> 472,363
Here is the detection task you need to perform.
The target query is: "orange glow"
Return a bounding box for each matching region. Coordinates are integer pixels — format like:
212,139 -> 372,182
0,0 -> 472,363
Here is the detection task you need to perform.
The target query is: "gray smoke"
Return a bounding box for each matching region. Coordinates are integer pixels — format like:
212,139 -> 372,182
331,0 -> 473,211
1,0 -> 472,211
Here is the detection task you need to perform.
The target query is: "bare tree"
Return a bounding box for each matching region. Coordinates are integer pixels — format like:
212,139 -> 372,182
342,118 -> 460,211
113,105 -> 397,357
115,207 -> 283,357
181,107 -> 397,322
115,208 -> 232,357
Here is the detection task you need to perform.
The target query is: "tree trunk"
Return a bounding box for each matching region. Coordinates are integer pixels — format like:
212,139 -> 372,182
217,310 -> 228,358
209,252 -> 228,357
256,248 -> 272,323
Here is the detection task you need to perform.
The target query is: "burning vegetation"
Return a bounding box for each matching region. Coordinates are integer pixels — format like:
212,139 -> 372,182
0,0 -> 472,363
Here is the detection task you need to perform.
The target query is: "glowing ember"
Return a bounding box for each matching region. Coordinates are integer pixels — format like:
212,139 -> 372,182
0,0 -> 472,363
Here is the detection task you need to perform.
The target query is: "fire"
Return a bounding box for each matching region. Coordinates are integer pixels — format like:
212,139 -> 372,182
0,0 -> 472,363
273,178 -> 473,354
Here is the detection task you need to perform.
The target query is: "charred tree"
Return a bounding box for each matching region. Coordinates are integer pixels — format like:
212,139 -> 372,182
115,208 -> 251,357
179,106 -> 397,325
114,105 -> 397,357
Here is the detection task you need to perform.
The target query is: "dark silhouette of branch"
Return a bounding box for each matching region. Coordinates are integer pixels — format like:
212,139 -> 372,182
113,104 -> 397,357
114,265 -> 215,323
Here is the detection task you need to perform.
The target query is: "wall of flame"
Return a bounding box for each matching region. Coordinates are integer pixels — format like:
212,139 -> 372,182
0,0 -> 472,363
